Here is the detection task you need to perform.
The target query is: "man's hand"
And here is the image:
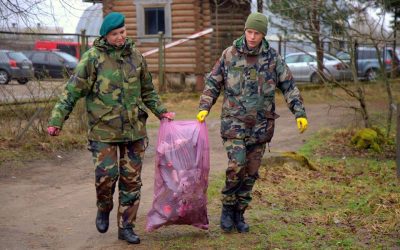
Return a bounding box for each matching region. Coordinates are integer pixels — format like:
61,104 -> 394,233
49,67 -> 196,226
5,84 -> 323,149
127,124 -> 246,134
296,117 -> 308,133
47,126 -> 61,136
196,110 -> 209,122
160,112 -> 175,121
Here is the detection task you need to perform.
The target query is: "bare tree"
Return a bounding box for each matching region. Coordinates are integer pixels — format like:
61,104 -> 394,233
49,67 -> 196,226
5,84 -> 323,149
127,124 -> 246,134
267,0 -> 397,133
0,0 -> 92,33
339,1 -> 395,135
0,0 -> 47,31
267,0 -> 332,82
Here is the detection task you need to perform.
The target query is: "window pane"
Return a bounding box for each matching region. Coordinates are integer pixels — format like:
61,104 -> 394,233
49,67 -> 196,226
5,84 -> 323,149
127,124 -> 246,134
386,50 -> 393,60
285,55 -> 298,63
48,53 -> 63,65
8,52 -> 28,61
158,9 -> 165,33
301,55 -> 315,62
32,53 -> 46,63
145,7 -> 165,35
57,45 -> 76,58
324,54 -> 336,61
55,52 -> 78,63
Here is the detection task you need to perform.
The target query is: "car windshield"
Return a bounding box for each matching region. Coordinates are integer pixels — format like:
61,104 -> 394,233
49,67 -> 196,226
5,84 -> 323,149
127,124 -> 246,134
358,48 -> 389,59
54,51 -> 78,63
323,54 -> 337,61
285,55 -> 299,63
301,54 -> 315,62
8,52 -> 29,61
337,52 -> 350,61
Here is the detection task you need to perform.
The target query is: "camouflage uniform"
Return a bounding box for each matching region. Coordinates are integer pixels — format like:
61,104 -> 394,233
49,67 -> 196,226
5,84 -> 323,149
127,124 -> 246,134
48,37 -> 167,228
199,35 -> 306,210
88,139 -> 145,228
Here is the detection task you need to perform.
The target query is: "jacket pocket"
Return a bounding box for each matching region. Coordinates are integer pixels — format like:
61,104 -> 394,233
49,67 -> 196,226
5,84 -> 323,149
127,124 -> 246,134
225,66 -> 243,96
87,106 -> 113,131
137,103 -> 148,125
252,111 -> 280,144
220,116 -> 246,140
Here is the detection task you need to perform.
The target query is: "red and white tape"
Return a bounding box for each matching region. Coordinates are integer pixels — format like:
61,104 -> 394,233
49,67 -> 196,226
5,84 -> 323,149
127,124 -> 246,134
142,28 -> 213,57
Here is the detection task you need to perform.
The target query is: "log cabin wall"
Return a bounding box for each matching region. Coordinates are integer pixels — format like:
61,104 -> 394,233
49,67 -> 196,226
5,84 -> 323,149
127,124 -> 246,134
210,1 -> 251,64
133,0 -> 196,74
101,0 -> 250,88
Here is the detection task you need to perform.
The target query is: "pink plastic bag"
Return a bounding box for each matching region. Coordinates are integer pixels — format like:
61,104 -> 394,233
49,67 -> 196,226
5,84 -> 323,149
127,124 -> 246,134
146,120 -> 210,232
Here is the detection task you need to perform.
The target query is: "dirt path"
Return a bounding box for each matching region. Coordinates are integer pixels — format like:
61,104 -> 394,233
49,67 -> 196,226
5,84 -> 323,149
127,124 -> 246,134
0,103 -> 353,249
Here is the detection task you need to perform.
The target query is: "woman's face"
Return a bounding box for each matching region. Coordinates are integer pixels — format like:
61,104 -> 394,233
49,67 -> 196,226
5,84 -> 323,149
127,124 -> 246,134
105,26 -> 127,47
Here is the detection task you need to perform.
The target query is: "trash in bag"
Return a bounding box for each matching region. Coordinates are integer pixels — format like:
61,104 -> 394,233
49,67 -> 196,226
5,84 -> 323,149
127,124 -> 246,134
146,120 -> 210,232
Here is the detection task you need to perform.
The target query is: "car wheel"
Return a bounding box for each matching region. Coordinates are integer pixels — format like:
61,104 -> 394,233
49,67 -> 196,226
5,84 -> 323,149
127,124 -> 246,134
0,70 -> 10,85
17,78 -> 29,84
310,73 -> 321,83
366,68 -> 377,81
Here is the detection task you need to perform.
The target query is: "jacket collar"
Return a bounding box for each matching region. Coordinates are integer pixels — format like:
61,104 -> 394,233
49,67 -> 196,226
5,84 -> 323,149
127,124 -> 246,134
93,37 -> 135,57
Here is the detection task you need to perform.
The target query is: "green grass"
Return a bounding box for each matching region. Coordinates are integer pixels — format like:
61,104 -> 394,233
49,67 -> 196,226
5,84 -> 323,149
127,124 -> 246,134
244,130 -> 398,249
136,126 -> 399,249
132,137 -> 398,249
1,83 -> 399,248
297,129 -> 330,157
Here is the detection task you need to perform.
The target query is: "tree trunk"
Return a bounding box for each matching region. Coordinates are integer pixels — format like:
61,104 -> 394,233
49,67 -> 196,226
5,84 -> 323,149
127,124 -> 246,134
357,87 -> 370,128
392,14 -> 398,79
311,0 -> 323,82
385,79 -> 394,137
387,10 -> 399,137
257,0 -> 263,12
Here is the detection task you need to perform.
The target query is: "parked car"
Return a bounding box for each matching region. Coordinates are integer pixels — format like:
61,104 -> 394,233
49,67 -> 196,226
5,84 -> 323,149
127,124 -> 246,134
284,52 -> 352,83
22,50 -> 78,79
0,50 -> 34,85
34,40 -> 83,59
336,47 -> 400,81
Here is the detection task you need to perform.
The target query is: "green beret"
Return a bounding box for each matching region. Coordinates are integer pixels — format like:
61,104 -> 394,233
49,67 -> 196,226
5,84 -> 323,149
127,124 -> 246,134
245,12 -> 268,35
100,12 -> 125,36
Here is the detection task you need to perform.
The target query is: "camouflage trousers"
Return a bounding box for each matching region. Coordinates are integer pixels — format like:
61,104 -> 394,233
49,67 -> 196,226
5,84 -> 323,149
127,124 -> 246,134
221,139 -> 266,210
87,139 -> 146,228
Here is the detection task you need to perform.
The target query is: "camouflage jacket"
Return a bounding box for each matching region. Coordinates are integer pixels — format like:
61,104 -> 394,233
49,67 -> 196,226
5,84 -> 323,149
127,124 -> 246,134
199,35 -> 306,144
48,37 -> 167,142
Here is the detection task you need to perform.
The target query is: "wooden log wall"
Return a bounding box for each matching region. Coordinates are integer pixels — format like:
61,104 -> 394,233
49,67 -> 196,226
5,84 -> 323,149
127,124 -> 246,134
140,0 -> 212,74
210,1 -> 251,64
103,0 -> 249,75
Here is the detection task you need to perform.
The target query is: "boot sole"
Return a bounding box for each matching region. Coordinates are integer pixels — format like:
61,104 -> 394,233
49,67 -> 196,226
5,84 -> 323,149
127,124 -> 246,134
96,226 -> 108,234
220,225 -> 234,232
118,233 -> 140,244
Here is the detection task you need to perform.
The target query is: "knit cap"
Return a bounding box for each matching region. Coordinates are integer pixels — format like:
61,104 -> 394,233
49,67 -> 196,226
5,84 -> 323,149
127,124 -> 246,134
244,12 -> 268,35
100,12 -> 125,36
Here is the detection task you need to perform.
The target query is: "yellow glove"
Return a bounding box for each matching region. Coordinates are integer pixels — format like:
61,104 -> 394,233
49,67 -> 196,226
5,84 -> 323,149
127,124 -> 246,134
296,117 -> 308,133
196,110 -> 209,122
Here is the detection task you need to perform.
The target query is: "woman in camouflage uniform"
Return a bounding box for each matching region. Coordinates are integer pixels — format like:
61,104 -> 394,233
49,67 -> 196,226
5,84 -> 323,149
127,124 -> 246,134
47,12 -> 174,244
197,12 -> 308,233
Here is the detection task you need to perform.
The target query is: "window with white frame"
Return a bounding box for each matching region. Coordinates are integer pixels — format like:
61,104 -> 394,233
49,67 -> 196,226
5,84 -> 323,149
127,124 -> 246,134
135,0 -> 171,42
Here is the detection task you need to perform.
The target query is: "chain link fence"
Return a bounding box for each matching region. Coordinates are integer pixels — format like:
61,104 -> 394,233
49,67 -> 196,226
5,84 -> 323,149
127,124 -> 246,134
1,30 -> 398,89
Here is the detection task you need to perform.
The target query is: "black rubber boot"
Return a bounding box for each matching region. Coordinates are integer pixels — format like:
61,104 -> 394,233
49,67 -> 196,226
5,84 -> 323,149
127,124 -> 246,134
118,224 -> 140,244
220,205 -> 235,232
95,210 -> 110,233
234,208 -> 249,233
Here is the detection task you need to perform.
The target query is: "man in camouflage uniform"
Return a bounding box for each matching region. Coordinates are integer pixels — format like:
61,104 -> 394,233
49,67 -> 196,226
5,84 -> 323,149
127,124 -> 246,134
196,12 -> 308,233
47,12 -> 174,244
